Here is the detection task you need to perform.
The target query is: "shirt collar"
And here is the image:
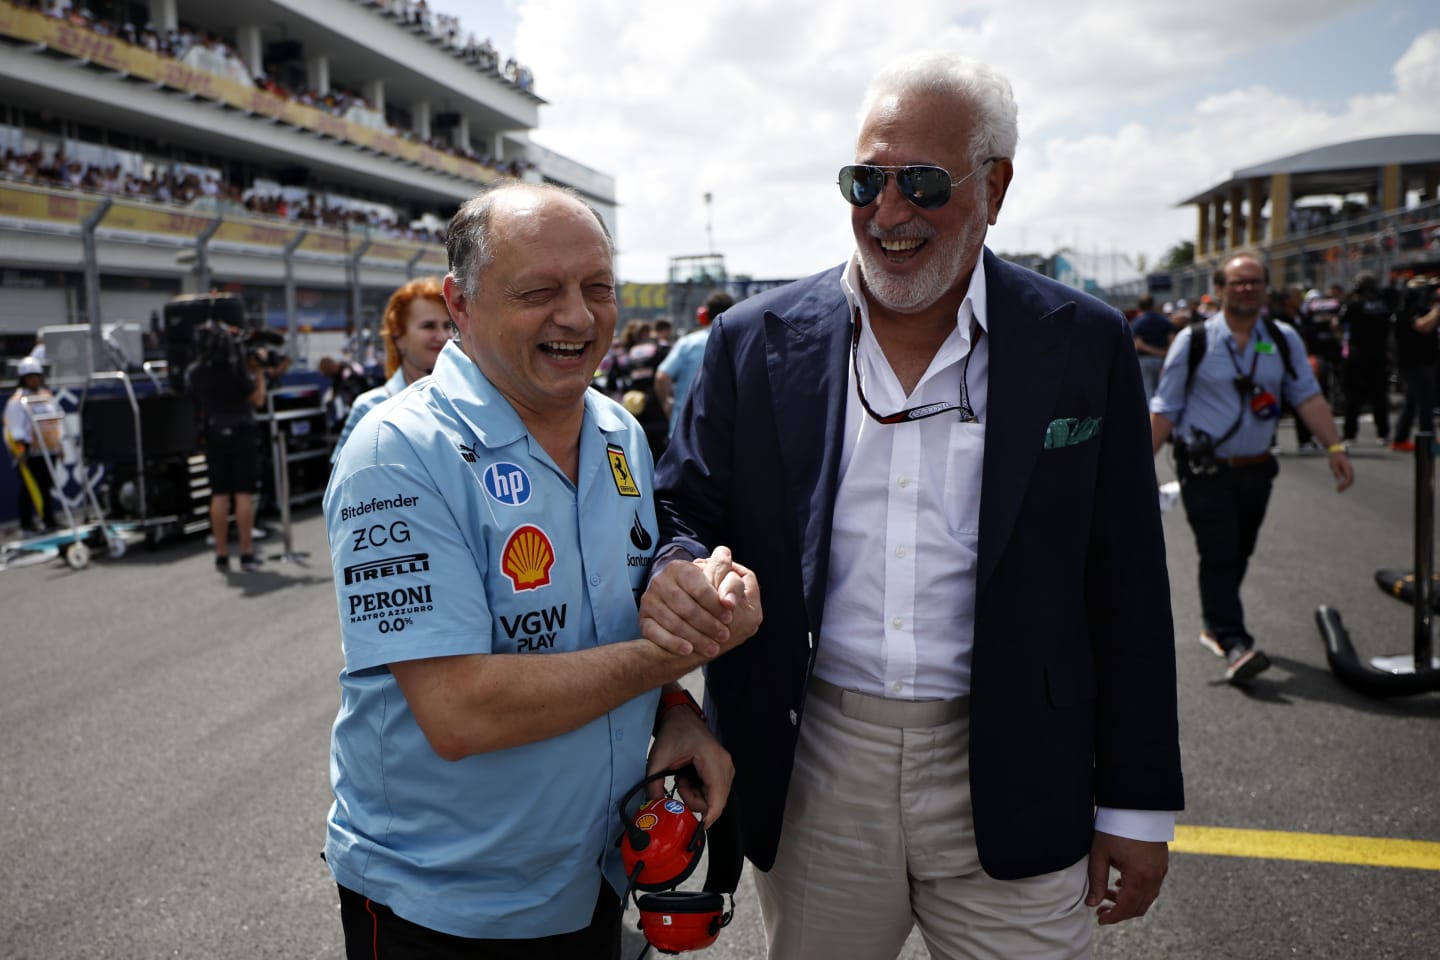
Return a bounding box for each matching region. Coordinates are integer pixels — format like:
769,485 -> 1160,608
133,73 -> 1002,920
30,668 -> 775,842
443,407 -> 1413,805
1216,311 -> 1267,345
430,340 -> 631,450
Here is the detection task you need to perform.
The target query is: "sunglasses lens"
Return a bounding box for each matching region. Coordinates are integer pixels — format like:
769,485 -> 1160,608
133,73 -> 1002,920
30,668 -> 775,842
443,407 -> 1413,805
896,166 -> 952,209
839,165 -> 884,207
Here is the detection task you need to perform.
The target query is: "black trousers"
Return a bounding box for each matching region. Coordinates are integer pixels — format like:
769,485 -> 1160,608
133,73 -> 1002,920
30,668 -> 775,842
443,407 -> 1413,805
15,455 -> 57,531
1342,359 -> 1390,441
1394,365 -> 1437,442
337,882 -> 622,960
1179,458 -> 1279,652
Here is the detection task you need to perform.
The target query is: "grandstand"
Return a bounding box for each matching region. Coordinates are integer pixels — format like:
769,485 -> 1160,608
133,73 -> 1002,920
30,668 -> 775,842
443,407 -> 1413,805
0,0 -> 616,363
1171,134 -> 1440,298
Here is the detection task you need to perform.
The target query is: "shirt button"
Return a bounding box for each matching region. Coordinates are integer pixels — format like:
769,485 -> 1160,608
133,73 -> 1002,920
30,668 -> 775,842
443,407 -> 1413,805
788,709 -> 798,726
590,575 -> 601,585
892,681 -> 904,693
895,546 -> 906,558
897,477 -> 909,488
892,617 -> 903,629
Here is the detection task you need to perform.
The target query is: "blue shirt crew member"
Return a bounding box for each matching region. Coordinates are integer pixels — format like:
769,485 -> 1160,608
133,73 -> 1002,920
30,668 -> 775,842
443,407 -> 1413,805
326,343 -> 657,936
1150,316 -> 1319,458
1151,252 -> 1352,685
1130,293 -> 1174,402
322,181 -> 759,959
656,291 -> 734,437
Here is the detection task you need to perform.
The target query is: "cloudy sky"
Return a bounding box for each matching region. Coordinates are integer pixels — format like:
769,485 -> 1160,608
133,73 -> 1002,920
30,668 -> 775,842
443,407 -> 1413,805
455,0 -> 1439,284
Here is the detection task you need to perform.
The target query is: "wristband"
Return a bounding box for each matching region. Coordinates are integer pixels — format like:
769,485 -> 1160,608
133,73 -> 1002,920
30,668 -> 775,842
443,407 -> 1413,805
653,687 -> 704,736
1326,442 -> 1347,455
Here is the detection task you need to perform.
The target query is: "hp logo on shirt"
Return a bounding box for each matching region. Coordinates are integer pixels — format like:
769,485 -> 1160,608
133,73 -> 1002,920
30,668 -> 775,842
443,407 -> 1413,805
483,462 -> 532,507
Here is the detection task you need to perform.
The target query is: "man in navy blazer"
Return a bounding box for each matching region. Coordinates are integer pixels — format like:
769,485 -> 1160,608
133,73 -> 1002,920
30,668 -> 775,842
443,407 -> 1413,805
642,52 -> 1182,959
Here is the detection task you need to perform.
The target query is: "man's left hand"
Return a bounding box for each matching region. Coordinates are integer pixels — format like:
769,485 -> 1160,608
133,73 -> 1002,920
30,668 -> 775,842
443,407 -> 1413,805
648,702 -> 733,828
1086,832 -> 1169,925
1329,450 -> 1355,492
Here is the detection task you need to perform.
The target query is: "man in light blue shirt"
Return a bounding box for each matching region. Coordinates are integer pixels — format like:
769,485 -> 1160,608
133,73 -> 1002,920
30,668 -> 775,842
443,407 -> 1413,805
1151,252 -> 1352,684
323,182 -> 760,956
656,291 -> 733,436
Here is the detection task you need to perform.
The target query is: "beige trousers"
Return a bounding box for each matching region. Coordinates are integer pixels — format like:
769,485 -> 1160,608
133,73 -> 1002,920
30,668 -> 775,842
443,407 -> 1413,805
752,682 -> 1092,960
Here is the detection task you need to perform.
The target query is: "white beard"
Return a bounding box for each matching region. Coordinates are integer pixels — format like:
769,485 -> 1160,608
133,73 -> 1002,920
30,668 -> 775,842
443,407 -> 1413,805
857,201 -> 988,314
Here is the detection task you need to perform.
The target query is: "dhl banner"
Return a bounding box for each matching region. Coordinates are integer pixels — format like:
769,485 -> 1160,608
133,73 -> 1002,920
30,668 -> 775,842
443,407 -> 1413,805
0,182 -> 449,269
0,2 -> 497,187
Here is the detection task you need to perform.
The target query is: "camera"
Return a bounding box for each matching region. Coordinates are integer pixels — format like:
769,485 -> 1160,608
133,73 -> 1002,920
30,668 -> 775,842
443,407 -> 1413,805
1401,279 -> 1440,317
241,328 -> 289,375
1176,430 -> 1219,477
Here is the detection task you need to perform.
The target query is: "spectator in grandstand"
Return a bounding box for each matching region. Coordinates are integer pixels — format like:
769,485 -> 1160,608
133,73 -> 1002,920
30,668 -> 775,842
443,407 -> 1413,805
330,276 -> 450,463
656,290 -> 734,435
322,180 -> 757,956
1340,273 -> 1393,445
646,51 -> 1181,959
1131,293 -> 1173,402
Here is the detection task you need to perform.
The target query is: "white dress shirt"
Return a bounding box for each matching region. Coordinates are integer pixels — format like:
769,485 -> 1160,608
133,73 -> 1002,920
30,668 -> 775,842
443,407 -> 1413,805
815,257 -> 988,701
814,252 -> 1174,843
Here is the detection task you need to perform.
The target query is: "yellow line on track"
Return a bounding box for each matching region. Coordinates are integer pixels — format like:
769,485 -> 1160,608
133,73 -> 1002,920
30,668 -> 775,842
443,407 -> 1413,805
1173,826 -> 1440,871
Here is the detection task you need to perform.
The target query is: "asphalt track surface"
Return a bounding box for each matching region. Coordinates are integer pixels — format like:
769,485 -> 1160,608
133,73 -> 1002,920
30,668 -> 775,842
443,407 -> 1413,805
3,416 -> 1438,960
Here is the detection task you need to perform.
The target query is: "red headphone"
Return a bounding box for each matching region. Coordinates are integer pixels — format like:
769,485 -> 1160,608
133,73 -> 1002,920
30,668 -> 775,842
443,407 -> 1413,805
618,768 -> 743,956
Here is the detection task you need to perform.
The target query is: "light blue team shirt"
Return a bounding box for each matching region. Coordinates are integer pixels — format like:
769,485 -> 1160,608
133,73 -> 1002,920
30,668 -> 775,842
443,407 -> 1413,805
657,327 -> 709,436
331,368 -> 408,464
1150,312 -> 1321,458
323,340 -> 659,939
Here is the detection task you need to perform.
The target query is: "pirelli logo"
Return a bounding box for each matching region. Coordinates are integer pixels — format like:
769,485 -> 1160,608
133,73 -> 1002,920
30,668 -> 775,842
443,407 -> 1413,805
343,553 -> 431,585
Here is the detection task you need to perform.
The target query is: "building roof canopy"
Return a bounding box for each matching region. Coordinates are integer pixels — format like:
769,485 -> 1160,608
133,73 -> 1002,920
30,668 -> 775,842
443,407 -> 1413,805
1179,133 -> 1440,207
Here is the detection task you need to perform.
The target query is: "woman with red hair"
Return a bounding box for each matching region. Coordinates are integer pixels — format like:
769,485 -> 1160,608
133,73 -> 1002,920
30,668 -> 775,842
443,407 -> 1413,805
332,276 -> 450,462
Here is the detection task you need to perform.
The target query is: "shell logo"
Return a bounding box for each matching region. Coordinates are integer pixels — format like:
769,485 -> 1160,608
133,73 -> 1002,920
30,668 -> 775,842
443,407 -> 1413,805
502,524 -> 554,592
635,812 -> 659,831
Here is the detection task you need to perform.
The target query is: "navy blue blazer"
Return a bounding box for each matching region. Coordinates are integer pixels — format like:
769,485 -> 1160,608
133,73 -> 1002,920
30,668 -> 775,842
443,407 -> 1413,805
655,250 -> 1183,879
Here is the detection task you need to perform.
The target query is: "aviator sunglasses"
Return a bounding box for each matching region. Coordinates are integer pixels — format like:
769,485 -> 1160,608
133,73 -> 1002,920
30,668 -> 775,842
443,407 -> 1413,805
837,157 -> 1002,210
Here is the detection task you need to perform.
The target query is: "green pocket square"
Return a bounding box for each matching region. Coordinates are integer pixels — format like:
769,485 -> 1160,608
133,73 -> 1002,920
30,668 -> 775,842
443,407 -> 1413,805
1043,417 -> 1102,449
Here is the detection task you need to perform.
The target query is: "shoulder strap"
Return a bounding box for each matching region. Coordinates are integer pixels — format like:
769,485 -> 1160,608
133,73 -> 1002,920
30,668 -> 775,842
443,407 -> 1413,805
1184,321 -> 1207,397
1261,315 -> 1298,380
1187,316 -> 1298,391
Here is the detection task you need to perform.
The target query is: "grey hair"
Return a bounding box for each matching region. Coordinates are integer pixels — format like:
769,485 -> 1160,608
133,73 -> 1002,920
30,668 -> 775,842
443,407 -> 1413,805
445,180 -> 615,299
857,52 -> 1019,168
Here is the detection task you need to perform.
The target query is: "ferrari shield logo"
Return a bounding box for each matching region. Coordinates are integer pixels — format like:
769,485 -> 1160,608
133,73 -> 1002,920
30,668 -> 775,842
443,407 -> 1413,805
607,444 -> 641,497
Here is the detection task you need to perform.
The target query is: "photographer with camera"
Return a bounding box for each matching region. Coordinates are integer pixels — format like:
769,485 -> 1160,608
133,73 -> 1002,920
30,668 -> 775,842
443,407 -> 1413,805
1150,253 -> 1353,685
186,316 -> 272,572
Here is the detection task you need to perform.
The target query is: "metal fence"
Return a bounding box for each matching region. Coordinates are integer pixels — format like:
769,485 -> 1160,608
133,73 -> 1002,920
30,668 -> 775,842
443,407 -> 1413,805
1162,198 -> 1440,300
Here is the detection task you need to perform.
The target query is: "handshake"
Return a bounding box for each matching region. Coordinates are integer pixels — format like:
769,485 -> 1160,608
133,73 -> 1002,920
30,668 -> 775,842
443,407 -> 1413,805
639,545 -> 764,661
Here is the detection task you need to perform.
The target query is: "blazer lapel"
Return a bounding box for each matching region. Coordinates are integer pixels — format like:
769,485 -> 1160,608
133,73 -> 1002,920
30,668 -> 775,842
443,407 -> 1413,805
978,253 -> 1075,594
765,277 -> 851,631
